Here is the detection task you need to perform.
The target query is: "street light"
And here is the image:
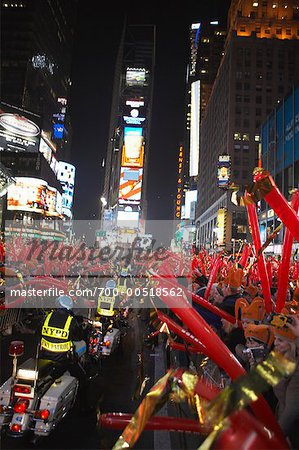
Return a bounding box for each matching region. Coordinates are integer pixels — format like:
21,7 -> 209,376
100,197 -> 107,207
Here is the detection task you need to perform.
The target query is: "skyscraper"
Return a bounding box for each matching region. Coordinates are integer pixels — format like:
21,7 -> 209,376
195,0 -> 299,251
1,0 -> 78,160
101,21 -> 155,230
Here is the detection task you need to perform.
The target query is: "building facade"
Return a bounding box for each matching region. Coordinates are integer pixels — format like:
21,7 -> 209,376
0,0 -> 78,237
196,0 -> 299,251
259,83 -> 299,253
101,22 -> 156,230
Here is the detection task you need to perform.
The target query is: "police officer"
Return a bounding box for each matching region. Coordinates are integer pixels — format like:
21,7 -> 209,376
40,295 -> 90,411
40,295 -> 85,361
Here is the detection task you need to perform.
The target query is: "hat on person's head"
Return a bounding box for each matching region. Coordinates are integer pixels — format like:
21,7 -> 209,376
56,295 -> 73,310
244,284 -> 259,299
272,322 -> 297,342
245,323 -> 274,348
235,297 -> 265,323
225,267 -> 244,290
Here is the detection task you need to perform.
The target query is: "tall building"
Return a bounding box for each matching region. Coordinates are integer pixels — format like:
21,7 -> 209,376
101,21 -> 156,230
259,83 -> 299,253
195,0 -> 299,251
178,20 -> 226,246
184,20 -> 227,191
1,0 -> 78,160
0,0 -> 78,237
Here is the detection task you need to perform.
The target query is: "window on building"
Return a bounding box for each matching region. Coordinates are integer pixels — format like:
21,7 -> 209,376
255,26 -> 261,33
265,29 -> 270,34
255,134 -> 260,141
242,134 -> 250,141
234,132 -> 242,140
276,28 -> 282,34
286,28 -> 291,35
256,95 -> 262,104
240,26 -> 246,32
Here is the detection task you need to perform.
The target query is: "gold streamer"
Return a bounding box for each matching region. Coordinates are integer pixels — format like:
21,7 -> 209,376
197,351 -> 295,450
204,351 -> 295,427
112,370 -> 174,449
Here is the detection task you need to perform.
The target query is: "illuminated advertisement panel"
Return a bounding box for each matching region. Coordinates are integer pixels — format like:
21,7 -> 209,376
122,127 -> 144,168
217,154 -> 231,188
0,103 -> 41,153
189,80 -> 200,177
118,168 -> 143,205
183,190 -> 198,219
217,208 -> 227,246
7,177 -> 48,213
57,161 -> 75,210
125,68 -> 146,87
175,146 -> 184,219
39,136 -> 52,163
123,99 -> 146,125
46,187 -> 57,215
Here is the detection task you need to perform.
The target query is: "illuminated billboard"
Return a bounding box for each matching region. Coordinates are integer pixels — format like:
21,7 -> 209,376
57,161 -> 75,210
216,208 -> 227,246
46,187 -> 57,215
7,177 -> 47,213
175,146 -> 184,219
183,190 -> 197,219
7,177 -> 63,216
123,99 -> 146,125
217,154 -> 231,189
189,80 -> 200,177
118,168 -> 143,205
125,68 -> 146,87
122,127 -> 144,168
0,104 -> 41,153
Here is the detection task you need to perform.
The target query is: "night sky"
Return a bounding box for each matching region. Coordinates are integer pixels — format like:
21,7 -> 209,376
69,1 -> 231,221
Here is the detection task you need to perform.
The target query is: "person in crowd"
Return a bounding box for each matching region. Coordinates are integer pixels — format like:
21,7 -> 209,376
235,296 -> 266,330
236,323 -> 274,370
271,315 -> 299,449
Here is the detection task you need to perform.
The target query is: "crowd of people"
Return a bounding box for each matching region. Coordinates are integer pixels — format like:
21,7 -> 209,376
190,246 -> 299,449
1,231 -> 299,448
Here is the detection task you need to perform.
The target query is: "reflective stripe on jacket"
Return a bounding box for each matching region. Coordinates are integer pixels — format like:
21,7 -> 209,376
41,311 -> 73,353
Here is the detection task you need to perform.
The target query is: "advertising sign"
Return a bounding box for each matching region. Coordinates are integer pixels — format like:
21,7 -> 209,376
39,136 -> 52,163
217,154 -> 231,188
7,177 -> 63,216
118,168 -> 143,205
57,161 -> 75,210
216,207 -> 227,246
46,187 -> 57,215
53,123 -> 64,139
122,127 -> 144,167
0,104 -> 41,153
125,68 -> 146,87
175,146 -> 184,219
123,99 -> 146,125
7,177 -> 48,213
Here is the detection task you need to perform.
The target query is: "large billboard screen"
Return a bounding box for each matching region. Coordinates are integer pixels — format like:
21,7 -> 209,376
122,127 -> 144,167
123,99 -> 146,125
0,104 -> 41,153
7,177 -> 47,213
118,168 -> 143,205
125,68 -> 146,87
189,80 -> 200,177
57,161 -> 75,210
7,177 -> 62,216
217,154 -> 231,188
